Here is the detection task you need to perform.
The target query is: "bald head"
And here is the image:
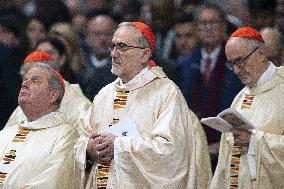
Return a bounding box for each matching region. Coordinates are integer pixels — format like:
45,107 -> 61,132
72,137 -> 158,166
260,27 -> 282,66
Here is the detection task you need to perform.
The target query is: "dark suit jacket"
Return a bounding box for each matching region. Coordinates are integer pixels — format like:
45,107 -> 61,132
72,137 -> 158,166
80,54 -> 117,101
0,43 -> 22,129
178,46 -> 244,143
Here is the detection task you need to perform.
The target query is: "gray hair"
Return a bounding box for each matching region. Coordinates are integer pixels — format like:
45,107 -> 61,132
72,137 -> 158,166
118,22 -> 151,49
22,63 -> 65,106
20,60 -> 60,76
242,38 -> 265,50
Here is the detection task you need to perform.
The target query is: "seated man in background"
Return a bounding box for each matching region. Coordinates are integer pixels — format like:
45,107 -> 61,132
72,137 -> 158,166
4,50 -> 91,129
0,63 -> 79,188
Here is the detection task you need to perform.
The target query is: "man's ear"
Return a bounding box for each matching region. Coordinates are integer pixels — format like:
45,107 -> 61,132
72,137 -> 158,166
258,45 -> 267,61
49,90 -> 60,104
141,48 -> 152,65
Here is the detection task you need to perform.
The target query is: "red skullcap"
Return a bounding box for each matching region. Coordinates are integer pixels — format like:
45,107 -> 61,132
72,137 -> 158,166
131,22 -> 155,52
231,27 -> 264,42
51,68 -> 65,91
23,50 -> 55,64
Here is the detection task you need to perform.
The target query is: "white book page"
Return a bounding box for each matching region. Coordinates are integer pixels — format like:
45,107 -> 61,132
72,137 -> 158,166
103,119 -> 140,137
201,117 -> 233,133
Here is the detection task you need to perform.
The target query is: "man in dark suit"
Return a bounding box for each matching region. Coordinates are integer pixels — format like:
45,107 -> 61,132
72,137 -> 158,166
81,14 -> 117,100
178,3 -> 244,172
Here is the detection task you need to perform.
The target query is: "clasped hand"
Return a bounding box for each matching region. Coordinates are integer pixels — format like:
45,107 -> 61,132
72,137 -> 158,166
87,132 -> 117,164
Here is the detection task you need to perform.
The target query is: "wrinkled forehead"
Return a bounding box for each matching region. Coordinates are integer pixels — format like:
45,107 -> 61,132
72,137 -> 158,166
24,67 -> 50,79
112,26 -> 142,44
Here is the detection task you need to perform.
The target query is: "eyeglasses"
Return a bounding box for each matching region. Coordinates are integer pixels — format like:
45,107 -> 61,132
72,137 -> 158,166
226,47 -> 260,70
110,42 -> 145,52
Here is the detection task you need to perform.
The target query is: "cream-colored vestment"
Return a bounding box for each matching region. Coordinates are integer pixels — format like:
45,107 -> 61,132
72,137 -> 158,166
75,66 -> 212,189
0,111 -> 79,189
210,67 -> 284,189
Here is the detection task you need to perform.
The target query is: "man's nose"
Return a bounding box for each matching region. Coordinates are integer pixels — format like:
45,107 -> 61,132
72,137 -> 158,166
110,48 -> 120,58
21,78 -> 30,88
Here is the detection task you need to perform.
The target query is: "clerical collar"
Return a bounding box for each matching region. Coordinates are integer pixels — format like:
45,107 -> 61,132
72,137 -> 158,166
256,61 -> 276,87
27,111 -> 59,124
118,67 -> 148,86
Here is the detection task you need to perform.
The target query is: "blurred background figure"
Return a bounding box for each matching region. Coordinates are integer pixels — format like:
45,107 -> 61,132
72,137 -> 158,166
0,43 -> 22,130
146,0 -> 181,85
35,36 -> 75,81
139,1 -> 151,26
178,2 -> 244,173
111,0 -> 141,22
49,22 -> 84,84
178,0 -> 204,15
81,0 -> 112,17
65,0 -> 88,48
276,0 -> 284,41
248,0 -> 277,30
150,0 -> 176,61
81,14 -> 117,100
260,27 -> 284,66
174,12 -> 198,59
25,16 -> 47,50
0,1 -> 28,129
224,0 -> 250,28
35,0 -> 72,29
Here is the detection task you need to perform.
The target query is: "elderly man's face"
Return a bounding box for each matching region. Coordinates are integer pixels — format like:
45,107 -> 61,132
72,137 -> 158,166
18,67 -> 52,109
110,26 -> 148,83
225,38 -> 264,87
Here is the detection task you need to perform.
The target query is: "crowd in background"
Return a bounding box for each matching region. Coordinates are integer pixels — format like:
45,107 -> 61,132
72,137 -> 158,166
0,0 -> 283,173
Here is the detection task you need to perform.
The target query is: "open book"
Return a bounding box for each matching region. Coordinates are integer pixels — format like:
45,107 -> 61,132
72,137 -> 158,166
200,108 -> 255,133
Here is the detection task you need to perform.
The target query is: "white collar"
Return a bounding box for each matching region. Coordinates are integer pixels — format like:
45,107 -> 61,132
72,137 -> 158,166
118,67 -> 148,87
256,61 -> 276,86
201,46 -> 221,60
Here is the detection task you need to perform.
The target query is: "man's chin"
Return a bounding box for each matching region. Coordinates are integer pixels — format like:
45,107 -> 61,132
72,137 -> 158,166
18,97 -> 28,105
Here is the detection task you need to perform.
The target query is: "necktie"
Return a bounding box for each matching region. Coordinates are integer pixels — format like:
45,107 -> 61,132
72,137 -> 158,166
204,56 -> 211,85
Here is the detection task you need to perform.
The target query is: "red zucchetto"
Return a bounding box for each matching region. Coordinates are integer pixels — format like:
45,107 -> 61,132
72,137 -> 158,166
231,27 -> 264,42
51,68 -> 65,91
23,50 -> 55,64
131,22 -> 155,52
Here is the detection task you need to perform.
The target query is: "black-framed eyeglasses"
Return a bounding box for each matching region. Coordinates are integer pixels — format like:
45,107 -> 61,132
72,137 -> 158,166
226,47 -> 260,70
110,42 -> 146,52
